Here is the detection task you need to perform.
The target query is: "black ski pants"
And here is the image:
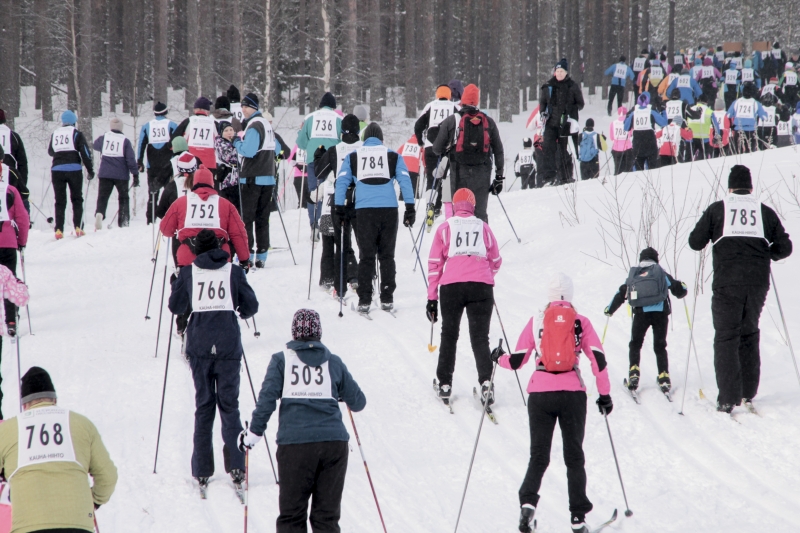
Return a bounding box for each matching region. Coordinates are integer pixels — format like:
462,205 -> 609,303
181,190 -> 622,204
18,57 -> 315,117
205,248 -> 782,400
240,182 -> 273,253
579,157 -> 599,180
320,215 -> 358,295
146,166 -> 172,224
629,310 -> 670,375
520,168 -> 536,190
399,171 -> 419,202
51,170 -> 85,232
712,285 -> 768,406
355,207 -> 398,305
219,185 -> 242,216
451,162 -> 492,223
607,85 -> 625,116
424,147 -> 443,211
542,126 -> 574,184
611,149 -> 632,175
95,178 -> 130,227
519,391 -> 593,517
436,282 -> 494,386
733,131 -> 757,153
294,175 -> 311,209
0,248 -> 17,328
276,441 -> 349,533
189,356 -> 245,477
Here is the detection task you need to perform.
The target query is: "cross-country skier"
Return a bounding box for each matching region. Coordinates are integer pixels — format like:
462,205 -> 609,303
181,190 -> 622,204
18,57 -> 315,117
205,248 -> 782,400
92,117 -> 139,229
156,152 -> 196,267
172,97 -> 218,172
666,65 -> 703,105
774,105 -> 795,148
239,309 -> 366,533
688,165 -> 792,413
137,102 -> 177,225
397,134 -> 424,200
778,62 -> 798,110
685,95 -> 714,159
603,56 -> 634,116
513,138 -> 536,190
227,85 -> 245,125
0,109 -> 28,211
491,272 -> 611,533
0,149 -> 28,342
756,93 -> 778,148
577,119 -> 606,180
212,95 -> 242,133
609,106 -> 633,175
427,188 -> 502,407
709,99 -> 733,157
655,117 -> 693,165
728,83 -> 768,153
624,92 -> 667,170
214,121 -> 241,214
168,229 -> 258,493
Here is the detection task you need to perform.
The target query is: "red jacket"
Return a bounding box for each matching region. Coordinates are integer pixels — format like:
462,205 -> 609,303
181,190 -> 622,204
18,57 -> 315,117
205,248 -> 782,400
0,171 -> 28,249
397,136 -> 424,174
656,124 -> 693,156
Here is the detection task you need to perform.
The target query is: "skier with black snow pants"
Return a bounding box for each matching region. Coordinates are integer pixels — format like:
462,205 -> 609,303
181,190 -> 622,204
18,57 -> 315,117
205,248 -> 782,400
538,59 -> 584,185
415,85 -> 460,216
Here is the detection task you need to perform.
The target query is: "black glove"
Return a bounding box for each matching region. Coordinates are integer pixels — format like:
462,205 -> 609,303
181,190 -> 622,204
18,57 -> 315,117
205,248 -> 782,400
17,245 -> 24,253
137,163 -> 145,173
403,204 -> 416,227
490,344 -> 506,362
417,136 -> 425,147
334,205 -> 347,225
169,272 -> 177,285
426,299 -> 438,323
87,170 -> 95,181
133,174 -> 140,187
94,503 -> 101,511
241,260 -> 251,274
489,177 -> 504,195
597,394 -> 613,415
314,145 -> 327,160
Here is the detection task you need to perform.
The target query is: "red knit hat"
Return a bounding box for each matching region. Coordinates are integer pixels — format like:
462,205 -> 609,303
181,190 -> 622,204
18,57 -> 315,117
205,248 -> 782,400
461,84 -> 480,107
453,188 -> 476,213
193,166 -> 214,188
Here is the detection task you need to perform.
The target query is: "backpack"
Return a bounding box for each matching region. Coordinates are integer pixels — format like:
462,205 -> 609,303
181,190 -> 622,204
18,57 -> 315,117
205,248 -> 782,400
455,111 -> 491,165
538,305 -> 580,373
578,132 -> 599,162
626,263 -> 668,308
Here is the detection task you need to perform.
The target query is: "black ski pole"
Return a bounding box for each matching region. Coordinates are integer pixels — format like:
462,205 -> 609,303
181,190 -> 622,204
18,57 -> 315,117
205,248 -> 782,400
241,349 -> 279,484
29,201 -> 54,225
306,186 -> 321,300
494,193 -> 521,243
338,221 -> 345,317
454,339 -> 501,533
15,312 -> 23,411
274,197 -> 297,265
408,226 -> 428,288
153,243 -> 170,358
492,302 -> 527,407
145,235 -> 164,320
251,316 -> 261,338
153,314 -> 175,473
603,409 -> 633,517
19,249 -> 32,335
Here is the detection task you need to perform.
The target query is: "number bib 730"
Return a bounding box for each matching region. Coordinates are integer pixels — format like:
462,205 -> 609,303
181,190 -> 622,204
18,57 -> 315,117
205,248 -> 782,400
403,143 -> 421,158
185,193 -> 221,229
356,146 -> 390,181
447,216 -> 486,257
282,350 -> 333,399
191,262 -> 234,312
13,407 -> 77,477
718,194 -> 765,242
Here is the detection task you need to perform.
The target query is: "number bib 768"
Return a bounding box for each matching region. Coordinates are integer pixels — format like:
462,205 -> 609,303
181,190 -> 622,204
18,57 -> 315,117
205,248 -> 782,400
13,407 -> 77,477
356,146 -> 390,181
719,194 -> 765,241
447,216 -> 486,257
191,262 -> 234,312
185,193 -> 221,229
282,350 -> 333,399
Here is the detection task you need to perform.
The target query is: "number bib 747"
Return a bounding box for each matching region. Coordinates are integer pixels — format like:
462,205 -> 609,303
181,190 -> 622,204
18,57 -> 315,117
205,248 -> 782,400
447,216 -> 486,257
719,194 -> 765,241
187,116 -> 215,148
185,193 -> 221,229
13,407 -> 77,477
191,262 -> 234,312
282,350 -> 333,399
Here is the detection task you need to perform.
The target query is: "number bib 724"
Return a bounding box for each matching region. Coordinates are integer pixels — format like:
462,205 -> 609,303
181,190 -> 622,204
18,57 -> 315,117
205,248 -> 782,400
719,194 -> 765,241
191,262 -> 234,312
282,350 -> 333,399
734,99 -> 755,119
185,193 -> 221,229
13,407 -> 77,477
447,216 -> 486,257
356,146 -> 390,181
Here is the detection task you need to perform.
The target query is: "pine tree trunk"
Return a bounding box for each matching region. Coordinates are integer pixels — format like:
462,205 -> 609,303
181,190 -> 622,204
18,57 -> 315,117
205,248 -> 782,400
583,0 -> 595,94
369,0 -> 383,121
199,0 -> 215,97
231,0 -> 242,89
667,0 -> 675,64
499,0 -> 516,122
600,0 -> 612,99
185,0 -> 199,109
570,0 -> 581,85
297,0 -> 308,115
172,0 -> 187,90
403,0 -> 416,118
34,0 -> 52,120
629,0 -> 639,63
530,0 -> 539,95
640,0 -> 649,49
420,0 -> 434,98
78,0 -> 93,138
321,0 -> 331,92
108,0 -> 124,110
0,0 -> 20,128
154,0 -> 169,104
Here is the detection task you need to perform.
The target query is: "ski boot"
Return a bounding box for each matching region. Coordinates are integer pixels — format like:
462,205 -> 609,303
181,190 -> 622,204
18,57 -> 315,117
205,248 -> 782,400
95,213 -> 104,231
518,504 -> 536,532
380,302 -> 394,312
425,202 -> 435,233
657,372 -> 671,393
230,468 -> 245,484
197,477 -> 210,498
716,402 -> 734,414
349,278 -> 359,291
480,381 -> 494,407
627,365 -> 640,391
357,303 -> 370,315
571,513 -> 588,533
75,226 -> 85,237
55,230 -> 64,240
6,322 -> 15,337
437,383 -> 452,401
255,250 -> 268,269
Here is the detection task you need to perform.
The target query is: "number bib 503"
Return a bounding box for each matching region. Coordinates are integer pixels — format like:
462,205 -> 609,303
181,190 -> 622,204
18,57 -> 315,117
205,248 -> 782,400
356,146 -> 390,181
719,194 -> 765,241
282,350 -> 333,399
191,262 -> 234,312
447,216 -> 486,257
185,193 -> 221,229
13,407 -> 77,477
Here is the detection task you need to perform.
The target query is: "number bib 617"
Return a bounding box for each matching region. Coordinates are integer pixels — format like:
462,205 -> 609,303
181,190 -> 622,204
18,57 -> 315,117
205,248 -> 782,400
282,350 -> 333,399
447,216 -> 486,257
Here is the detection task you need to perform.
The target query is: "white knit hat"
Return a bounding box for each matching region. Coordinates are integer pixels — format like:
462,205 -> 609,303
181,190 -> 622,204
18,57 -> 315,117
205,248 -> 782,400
548,272 -> 574,303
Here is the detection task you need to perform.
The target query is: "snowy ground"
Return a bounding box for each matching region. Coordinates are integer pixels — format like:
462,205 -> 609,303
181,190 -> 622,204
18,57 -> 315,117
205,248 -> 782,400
8,87 -> 800,532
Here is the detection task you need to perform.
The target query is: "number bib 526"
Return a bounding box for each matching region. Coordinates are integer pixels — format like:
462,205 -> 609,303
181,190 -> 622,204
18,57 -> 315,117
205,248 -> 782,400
52,126 -> 76,153
13,407 -> 77,477
356,146 -> 390,181
191,262 -> 234,312
447,216 -> 486,257
282,350 -> 333,399
185,193 -> 221,229
719,194 -> 765,241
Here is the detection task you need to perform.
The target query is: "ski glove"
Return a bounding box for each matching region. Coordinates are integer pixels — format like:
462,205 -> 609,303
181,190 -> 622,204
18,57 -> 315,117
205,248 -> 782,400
403,205 -> 416,227
133,175 -> 140,187
238,428 -> 262,453
490,344 -> 506,362
334,205 -> 347,225
314,145 -> 327,161
240,260 -> 251,274
426,299 -> 438,323
489,176 -> 504,195
596,394 -> 613,415
87,170 -> 95,180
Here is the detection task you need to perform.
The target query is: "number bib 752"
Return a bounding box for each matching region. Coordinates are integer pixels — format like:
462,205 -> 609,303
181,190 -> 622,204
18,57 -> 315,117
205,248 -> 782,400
282,350 -> 333,399
719,194 -> 765,241
191,262 -> 234,312
185,193 -> 221,229
13,407 -> 77,477
447,216 -> 486,257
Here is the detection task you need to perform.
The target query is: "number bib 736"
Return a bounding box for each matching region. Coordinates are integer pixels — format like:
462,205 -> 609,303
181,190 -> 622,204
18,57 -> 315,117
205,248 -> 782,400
282,350 -> 333,399
311,110 -> 339,140
356,146 -> 390,181
13,407 -> 77,477
191,262 -> 234,312
447,216 -> 486,257
719,194 -> 765,241
185,193 -> 221,229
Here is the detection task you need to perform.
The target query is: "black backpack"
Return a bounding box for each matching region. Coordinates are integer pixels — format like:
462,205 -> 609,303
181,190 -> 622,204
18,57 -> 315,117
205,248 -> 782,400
626,263 -> 668,308
454,111 -> 491,166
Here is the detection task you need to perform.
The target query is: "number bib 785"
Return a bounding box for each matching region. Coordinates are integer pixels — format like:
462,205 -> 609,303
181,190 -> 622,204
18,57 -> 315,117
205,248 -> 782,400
185,193 -> 221,229
282,350 -> 333,399
356,146 -> 390,181
719,194 -> 765,241
13,407 -> 77,477
447,216 -> 486,257
191,262 -> 234,312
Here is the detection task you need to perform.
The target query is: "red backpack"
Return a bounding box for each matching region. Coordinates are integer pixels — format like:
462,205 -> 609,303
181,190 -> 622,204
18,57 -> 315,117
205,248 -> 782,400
455,112 -> 491,165
539,306 -> 579,372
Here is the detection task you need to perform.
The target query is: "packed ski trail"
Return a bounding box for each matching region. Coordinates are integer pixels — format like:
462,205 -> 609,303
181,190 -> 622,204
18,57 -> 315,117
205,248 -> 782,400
10,90 -> 800,532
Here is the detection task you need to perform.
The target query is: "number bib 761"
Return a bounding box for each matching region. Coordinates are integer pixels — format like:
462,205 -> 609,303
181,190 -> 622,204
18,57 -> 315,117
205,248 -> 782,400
191,262 -> 234,312
102,132 -> 125,157
719,194 -> 765,241
13,407 -> 77,477
447,216 -> 486,257
282,350 -> 333,399
185,193 -> 221,229
356,146 -> 390,181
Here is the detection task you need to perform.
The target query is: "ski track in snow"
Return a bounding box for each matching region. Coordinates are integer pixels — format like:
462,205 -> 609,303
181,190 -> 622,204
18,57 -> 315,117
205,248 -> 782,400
8,86 -> 800,532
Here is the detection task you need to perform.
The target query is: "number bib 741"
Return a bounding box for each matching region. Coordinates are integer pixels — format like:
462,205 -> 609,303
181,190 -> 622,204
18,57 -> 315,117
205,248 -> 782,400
282,350 -> 333,399
447,216 -> 486,257
719,194 -> 765,241
191,262 -> 234,312
185,193 -> 221,229
13,407 -> 77,477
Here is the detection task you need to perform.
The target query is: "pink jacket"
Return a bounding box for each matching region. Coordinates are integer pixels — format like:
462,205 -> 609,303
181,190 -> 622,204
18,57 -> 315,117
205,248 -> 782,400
609,110 -> 632,151
288,145 -> 308,178
0,264 -> 29,329
0,178 -> 28,249
498,302 -> 611,395
427,207 -> 502,300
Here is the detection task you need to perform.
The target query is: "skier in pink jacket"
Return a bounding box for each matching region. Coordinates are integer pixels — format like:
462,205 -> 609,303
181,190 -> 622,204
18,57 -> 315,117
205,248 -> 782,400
492,272 -> 612,533
427,188 -> 502,407
609,106 -> 633,175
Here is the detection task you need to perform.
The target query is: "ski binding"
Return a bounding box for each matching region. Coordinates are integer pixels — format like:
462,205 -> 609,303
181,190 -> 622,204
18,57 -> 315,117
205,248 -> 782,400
433,379 -> 454,414
472,387 -> 498,424
623,379 -> 640,404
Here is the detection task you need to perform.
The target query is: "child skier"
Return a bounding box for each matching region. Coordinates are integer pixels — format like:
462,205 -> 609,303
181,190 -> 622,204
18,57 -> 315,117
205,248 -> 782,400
604,247 -> 687,395
513,138 -> 536,190
577,119 -> 606,180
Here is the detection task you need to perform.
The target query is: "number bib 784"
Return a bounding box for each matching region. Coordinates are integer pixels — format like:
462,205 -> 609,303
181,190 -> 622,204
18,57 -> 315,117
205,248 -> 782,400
282,350 -> 333,399
185,193 -> 221,229
719,194 -> 765,241
447,216 -> 486,257
191,263 -> 234,312
356,146 -> 390,181
13,407 -> 77,477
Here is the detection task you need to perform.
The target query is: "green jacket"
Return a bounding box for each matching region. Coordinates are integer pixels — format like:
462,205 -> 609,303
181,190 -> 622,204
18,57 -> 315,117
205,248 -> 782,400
0,403 -> 117,533
296,107 -> 342,153
687,103 -> 712,139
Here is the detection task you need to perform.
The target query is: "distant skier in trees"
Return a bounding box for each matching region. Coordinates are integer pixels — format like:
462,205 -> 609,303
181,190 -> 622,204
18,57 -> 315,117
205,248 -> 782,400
604,56 -> 634,116
137,102 -> 178,225
92,117 -> 139,229
609,106 -> 633,175
513,138 -> 536,190
577,119 -> 606,180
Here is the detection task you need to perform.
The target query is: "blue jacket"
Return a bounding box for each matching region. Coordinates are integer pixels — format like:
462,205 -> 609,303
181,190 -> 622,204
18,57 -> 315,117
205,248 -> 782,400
233,111 -> 281,186
137,116 -> 178,169
168,249 -> 258,359
624,106 -> 668,131
335,137 -> 415,209
604,63 -> 635,86
92,132 -> 139,180
727,98 -> 768,132
666,75 -> 703,104
249,340 -> 366,445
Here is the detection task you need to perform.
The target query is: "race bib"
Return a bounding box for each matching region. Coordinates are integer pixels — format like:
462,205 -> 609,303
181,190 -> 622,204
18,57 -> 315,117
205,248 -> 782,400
518,149 -> 533,166
310,110 -> 338,140
246,117 -> 275,151
102,132 -> 125,157
772,49 -> 781,59
447,216 -> 486,258
356,146 -> 390,181
187,116 -> 215,148
633,107 -> 652,130
633,58 -> 646,71
674,55 -> 683,65
666,100 -> 683,120
761,84 -> 776,96
191,262 -> 234,312
429,101 -> 454,128
321,179 -> 336,216
677,75 -> 691,88
402,142 -> 421,158
649,66 -> 664,80
785,72 -> 797,86
719,194 -> 765,241
281,350 -> 333,400
13,407 -> 78,477
713,111 -> 728,131
230,103 -> 244,122
725,70 -> 738,84
612,120 -> 628,141
335,141 -> 361,175
614,64 -> 628,79
741,69 -> 754,82
734,99 -> 755,119
52,126 -> 76,153
174,176 -> 188,197
0,125 -> 10,156
701,66 -> 714,79
716,51 -> 725,61
777,121 -> 792,136
149,120 -> 170,144
760,107 -> 776,127
0,184 -> 9,223
295,149 -> 307,165
184,193 -> 221,229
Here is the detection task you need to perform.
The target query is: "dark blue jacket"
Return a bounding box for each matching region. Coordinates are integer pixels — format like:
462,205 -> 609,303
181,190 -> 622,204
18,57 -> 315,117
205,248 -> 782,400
168,249 -> 258,359
250,340 -> 366,445
92,131 -> 139,180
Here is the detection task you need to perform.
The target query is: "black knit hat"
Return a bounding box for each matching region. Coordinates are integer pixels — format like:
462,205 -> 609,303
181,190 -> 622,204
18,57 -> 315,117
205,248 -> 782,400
319,92 -> 337,109
21,367 -> 57,404
227,85 -> 241,103
555,58 -> 569,71
194,229 -> 220,255
292,309 -> 322,341
728,165 -> 752,190
639,247 -> 659,262
242,93 -> 259,110
523,137 -> 532,148
154,101 -> 168,115
363,122 -> 383,141
742,82 -> 756,99
341,114 -> 360,136
214,95 -> 231,111
194,97 -> 212,111
619,55 -> 627,63
585,118 -> 595,128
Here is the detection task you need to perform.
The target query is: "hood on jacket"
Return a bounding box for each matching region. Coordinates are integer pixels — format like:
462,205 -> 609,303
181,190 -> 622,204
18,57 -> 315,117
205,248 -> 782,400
637,92 -> 650,107
193,248 -> 230,269
213,108 -> 233,121
286,339 -> 331,367
191,167 -> 218,200
361,137 -> 384,148
617,106 -> 628,117
703,57 -> 713,66
744,59 -> 753,68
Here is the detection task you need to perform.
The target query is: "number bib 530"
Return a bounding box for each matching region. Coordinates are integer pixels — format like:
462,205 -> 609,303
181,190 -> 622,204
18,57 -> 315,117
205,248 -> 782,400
447,216 -> 486,257
719,194 -> 765,241
102,132 -> 125,157
311,110 -> 339,140
149,120 -> 170,144
282,350 -> 333,399
187,116 -> 215,148
356,146 -> 390,181
191,262 -> 234,312
185,193 -> 221,229
13,407 -> 77,477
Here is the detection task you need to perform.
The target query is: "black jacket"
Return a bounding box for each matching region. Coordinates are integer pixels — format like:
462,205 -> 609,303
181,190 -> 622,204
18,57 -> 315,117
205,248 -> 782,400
414,99 -> 461,145
239,114 -> 277,179
688,195 -> 792,289
156,179 -> 183,220
431,107 -> 505,173
48,128 -> 94,173
539,76 -> 585,128
2,129 -> 28,185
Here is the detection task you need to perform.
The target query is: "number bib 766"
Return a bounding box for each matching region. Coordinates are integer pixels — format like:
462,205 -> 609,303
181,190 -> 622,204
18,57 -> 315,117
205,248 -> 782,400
282,350 -> 333,399
191,262 -> 234,312
447,216 -> 486,257
719,194 -> 765,241
13,407 -> 77,477
185,193 -> 221,229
